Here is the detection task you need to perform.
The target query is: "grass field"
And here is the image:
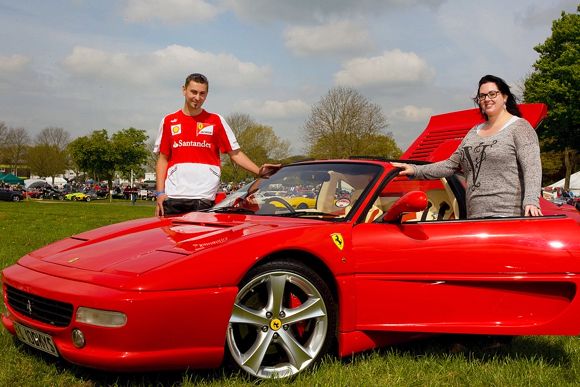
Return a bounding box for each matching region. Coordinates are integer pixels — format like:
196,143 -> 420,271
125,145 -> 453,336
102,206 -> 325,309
1,200 -> 579,386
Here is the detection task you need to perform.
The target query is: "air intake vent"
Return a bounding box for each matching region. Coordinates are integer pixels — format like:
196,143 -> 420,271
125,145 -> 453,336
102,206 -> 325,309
6,285 -> 73,327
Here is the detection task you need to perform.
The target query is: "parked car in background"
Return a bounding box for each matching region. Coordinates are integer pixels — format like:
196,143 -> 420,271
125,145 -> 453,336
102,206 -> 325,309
64,192 -> 92,202
0,188 -> 24,202
83,190 -> 100,201
41,187 -> 65,200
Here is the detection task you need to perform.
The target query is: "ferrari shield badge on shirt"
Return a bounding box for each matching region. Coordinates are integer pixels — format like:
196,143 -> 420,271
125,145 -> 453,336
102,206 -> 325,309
330,233 -> 344,250
197,123 -> 214,135
171,124 -> 181,135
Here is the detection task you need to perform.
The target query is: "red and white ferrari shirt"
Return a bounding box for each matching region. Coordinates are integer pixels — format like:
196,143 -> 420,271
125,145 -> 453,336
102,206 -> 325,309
153,109 -> 240,200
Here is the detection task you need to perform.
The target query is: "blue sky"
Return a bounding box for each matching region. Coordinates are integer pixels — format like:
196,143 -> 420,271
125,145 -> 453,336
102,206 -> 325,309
0,0 -> 576,154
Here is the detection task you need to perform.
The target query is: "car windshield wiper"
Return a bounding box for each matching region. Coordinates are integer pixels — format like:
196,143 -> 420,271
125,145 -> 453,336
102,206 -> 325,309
211,206 -> 255,214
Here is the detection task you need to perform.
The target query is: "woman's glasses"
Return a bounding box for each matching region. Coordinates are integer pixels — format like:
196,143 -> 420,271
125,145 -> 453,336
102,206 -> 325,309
474,90 -> 501,103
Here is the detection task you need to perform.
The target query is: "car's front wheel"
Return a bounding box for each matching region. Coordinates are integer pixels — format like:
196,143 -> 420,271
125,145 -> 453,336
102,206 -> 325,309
226,260 -> 336,379
12,195 -> 20,202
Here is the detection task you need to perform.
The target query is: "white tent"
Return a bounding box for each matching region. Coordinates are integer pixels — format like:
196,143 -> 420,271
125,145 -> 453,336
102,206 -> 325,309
24,178 -> 49,189
548,171 -> 580,195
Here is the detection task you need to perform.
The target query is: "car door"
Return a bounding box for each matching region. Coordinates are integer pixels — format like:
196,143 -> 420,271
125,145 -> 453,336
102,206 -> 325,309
350,205 -> 580,335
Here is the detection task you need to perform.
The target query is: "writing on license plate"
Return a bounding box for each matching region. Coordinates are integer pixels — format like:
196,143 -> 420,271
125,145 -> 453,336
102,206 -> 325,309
14,322 -> 59,357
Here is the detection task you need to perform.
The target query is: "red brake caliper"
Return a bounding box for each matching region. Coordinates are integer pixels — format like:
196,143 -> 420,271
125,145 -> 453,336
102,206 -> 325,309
289,293 -> 306,337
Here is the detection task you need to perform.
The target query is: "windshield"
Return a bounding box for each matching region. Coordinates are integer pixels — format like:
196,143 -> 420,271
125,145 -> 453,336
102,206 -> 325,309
211,162 -> 383,220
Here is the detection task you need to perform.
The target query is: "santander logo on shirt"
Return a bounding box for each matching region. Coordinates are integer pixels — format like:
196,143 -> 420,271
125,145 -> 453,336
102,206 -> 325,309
173,139 -> 212,149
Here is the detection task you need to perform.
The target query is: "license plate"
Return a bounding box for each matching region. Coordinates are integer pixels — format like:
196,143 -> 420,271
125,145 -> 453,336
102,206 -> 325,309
14,322 -> 59,357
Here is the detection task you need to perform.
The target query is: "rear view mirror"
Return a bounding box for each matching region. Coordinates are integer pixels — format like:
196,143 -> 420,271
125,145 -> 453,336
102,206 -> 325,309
381,191 -> 428,222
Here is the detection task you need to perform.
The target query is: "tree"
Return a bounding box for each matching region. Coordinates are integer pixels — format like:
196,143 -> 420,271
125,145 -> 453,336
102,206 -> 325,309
111,128 -> 149,180
68,128 -> 149,194
524,6 -> 579,189
27,144 -> 68,183
3,127 -> 30,175
0,122 -> 8,166
304,87 -> 400,159
36,127 -> 70,149
0,122 -> 7,148
27,127 -> 71,184
221,113 -> 290,182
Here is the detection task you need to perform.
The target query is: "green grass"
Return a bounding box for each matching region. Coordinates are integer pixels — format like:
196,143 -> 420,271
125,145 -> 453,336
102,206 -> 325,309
1,200 -> 579,386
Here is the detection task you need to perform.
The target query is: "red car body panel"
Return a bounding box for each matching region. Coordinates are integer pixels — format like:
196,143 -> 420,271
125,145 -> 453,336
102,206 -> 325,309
3,103 -> 579,373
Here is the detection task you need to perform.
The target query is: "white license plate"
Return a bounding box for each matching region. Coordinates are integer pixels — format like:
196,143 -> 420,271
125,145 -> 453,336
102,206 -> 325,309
14,322 -> 59,357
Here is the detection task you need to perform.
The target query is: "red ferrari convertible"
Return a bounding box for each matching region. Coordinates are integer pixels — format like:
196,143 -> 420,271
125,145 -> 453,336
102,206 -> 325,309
2,104 -> 579,379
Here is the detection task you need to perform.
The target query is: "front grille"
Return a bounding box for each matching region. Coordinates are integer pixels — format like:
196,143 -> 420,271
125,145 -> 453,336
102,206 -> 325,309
6,285 -> 73,327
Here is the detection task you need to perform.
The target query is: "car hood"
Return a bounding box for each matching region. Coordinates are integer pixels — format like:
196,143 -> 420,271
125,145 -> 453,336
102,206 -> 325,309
20,212 -> 312,276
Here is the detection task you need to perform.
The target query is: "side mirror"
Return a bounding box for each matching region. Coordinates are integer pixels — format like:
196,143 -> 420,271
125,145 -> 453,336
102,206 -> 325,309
381,191 -> 428,222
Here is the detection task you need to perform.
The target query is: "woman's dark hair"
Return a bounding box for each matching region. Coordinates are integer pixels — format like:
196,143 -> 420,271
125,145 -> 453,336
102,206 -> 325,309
475,74 -> 521,120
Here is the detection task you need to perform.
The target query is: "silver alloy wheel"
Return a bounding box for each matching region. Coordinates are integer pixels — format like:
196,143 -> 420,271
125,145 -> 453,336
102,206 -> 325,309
227,269 -> 330,379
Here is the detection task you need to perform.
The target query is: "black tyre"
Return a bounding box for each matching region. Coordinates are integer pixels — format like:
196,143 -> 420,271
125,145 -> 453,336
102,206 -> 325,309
226,259 -> 336,379
12,195 -> 21,202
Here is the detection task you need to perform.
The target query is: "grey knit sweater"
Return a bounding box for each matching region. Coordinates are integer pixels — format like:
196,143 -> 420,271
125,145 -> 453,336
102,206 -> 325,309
413,117 -> 542,218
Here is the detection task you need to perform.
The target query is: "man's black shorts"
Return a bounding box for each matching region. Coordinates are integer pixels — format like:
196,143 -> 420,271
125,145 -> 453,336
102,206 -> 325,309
163,198 -> 214,216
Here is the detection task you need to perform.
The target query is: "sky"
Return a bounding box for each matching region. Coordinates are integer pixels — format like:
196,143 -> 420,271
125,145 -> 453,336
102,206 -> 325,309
0,0 -> 577,155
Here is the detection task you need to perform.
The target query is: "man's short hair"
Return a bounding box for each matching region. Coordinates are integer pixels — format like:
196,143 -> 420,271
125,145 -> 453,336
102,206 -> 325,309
185,73 -> 209,88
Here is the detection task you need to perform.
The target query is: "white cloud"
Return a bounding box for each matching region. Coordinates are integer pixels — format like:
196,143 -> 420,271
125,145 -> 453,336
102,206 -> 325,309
123,0 -> 222,23
61,45 -> 271,88
390,105 -> 433,122
334,49 -> 435,87
285,20 -> 373,56
516,0 -> 578,27
0,54 -> 30,72
226,0 -> 445,23
234,99 -> 310,119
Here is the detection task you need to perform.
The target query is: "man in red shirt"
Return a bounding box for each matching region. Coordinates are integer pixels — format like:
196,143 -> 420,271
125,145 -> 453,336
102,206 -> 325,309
154,73 -> 279,216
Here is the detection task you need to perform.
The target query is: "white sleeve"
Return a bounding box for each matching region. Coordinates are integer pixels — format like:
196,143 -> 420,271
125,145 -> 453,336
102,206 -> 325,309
153,117 -> 165,154
217,114 -> 240,151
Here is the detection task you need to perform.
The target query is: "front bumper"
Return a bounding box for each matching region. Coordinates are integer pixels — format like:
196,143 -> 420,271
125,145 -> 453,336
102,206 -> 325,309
1,263 -> 237,371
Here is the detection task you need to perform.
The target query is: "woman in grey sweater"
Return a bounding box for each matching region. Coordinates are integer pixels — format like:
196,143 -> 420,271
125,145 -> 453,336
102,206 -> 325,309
393,75 -> 543,219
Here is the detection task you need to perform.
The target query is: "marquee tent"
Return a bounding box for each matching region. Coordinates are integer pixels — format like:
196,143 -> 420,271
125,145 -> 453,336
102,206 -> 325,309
0,173 -> 25,185
548,171 -> 580,195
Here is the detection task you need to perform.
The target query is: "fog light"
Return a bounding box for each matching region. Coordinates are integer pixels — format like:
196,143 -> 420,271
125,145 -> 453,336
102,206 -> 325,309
76,307 -> 127,327
72,328 -> 85,348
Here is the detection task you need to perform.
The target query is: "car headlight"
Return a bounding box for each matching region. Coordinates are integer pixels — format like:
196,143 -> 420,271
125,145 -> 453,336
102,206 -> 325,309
75,307 -> 127,327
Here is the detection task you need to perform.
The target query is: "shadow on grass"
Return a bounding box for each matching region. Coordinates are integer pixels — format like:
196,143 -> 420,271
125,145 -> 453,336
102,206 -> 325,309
11,337 -> 246,386
364,334 -> 572,367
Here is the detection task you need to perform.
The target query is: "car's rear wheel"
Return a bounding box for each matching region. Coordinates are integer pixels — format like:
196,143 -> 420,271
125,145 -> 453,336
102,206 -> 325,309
12,195 -> 20,202
85,197 -> 91,202
226,260 -> 336,379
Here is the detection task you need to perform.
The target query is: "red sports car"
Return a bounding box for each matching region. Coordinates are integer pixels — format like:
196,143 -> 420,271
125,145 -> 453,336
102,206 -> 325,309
2,104 -> 579,379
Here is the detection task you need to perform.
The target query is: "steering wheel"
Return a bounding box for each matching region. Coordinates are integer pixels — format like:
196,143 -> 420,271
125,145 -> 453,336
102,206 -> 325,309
264,197 -> 295,213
